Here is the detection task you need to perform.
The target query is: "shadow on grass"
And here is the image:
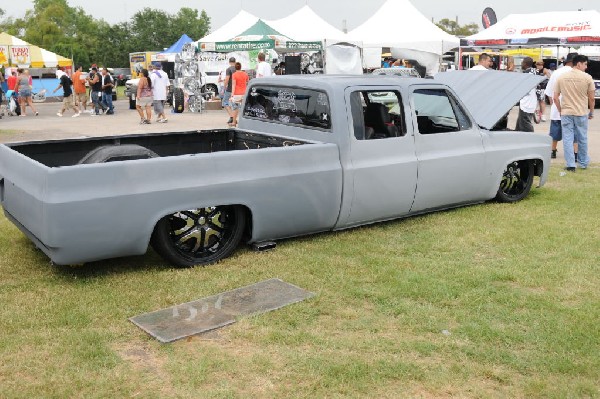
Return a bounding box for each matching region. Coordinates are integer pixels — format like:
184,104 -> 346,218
51,249 -> 170,279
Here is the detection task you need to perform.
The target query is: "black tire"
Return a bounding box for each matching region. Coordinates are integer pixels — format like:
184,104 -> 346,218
151,206 -> 246,267
203,84 -> 218,98
173,88 -> 185,113
129,97 -> 136,110
78,144 -> 159,164
495,160 -> 534,203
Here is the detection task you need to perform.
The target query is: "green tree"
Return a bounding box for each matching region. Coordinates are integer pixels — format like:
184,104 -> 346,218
128,7 -> 210,52
436,18 -> 479,36
171,8 -> 210,42
0,3 -> 211,68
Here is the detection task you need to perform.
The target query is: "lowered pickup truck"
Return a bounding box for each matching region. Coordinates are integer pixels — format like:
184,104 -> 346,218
0,72 -> 550,267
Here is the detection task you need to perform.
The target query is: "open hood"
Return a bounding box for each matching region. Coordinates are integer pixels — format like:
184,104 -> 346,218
434,70 -> 544,130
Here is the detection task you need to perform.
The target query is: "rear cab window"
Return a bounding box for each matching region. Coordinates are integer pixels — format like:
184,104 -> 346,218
349,89 -> 407,140
243,86 -> 332,131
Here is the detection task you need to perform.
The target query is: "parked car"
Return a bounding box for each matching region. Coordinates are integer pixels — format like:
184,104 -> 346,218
0,72 -> 550,267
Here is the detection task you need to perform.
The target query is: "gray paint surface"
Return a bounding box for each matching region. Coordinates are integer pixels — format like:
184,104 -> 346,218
0,74 -> 551,265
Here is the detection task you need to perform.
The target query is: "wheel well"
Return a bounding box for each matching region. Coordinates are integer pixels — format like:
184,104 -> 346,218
149,204 -> 254,244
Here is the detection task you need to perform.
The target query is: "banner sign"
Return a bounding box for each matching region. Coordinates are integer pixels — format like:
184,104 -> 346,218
461,36 -> 600,46
282,41 -> 323,51
10,45 -> 31,66
199,40 -> 275,52
0,45 -> 8,65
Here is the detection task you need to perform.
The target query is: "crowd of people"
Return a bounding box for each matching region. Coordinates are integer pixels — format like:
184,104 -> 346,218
469,52 -> 595,171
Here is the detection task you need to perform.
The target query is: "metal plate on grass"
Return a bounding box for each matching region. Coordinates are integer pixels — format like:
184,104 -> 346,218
129,278 -> 315,343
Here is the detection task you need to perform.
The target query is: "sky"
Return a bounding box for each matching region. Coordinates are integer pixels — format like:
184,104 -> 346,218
2,0 -> 598,34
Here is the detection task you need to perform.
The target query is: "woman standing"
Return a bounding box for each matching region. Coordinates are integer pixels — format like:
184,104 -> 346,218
16,69 -> 38,116
230,62 -> 249,127
136,69 -> 153,124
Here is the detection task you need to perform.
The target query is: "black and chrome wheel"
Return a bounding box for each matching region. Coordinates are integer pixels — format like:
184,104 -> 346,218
151,206 -> 246,267
495,160 -> 534,203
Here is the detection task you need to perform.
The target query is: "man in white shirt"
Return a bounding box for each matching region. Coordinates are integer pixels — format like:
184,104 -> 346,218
150,62 -> 170,123
469,53 -> 492,70
544,52 -> 577,159
256,52 -> 272,78
515,57 -> 537,132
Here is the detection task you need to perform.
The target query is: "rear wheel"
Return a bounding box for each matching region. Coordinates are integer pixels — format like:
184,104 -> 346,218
496,160 -> 534,203
151,206 -> 246,267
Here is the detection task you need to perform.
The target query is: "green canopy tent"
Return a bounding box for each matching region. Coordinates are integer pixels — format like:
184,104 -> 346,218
230,19 -> 293,44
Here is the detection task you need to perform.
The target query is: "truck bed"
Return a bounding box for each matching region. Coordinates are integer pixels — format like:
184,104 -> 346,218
8,129 -> 307,168
0,129 -> 342,265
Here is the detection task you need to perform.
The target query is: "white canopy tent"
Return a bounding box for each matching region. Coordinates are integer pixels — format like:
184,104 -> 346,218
462,10 -> 600,48
345,0 -> 459,74
266,5 -> 346,42
197,10 -> 259,43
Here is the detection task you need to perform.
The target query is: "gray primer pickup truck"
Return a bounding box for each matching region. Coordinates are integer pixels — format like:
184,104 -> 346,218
0,72 -> 550,267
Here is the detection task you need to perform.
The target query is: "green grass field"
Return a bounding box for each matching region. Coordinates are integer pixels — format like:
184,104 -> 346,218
1,165 -> 598,398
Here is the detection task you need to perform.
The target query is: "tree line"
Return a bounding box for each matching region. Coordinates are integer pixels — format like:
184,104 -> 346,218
0,0 -> 210,68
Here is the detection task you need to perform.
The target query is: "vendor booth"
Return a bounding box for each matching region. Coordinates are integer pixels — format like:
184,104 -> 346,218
0,32 -> 72,69
461,10 -> 600,48
460,10 -> 600,69
199,19 -> 329,76
1,32 -> 73,97
460,10 -> 600,104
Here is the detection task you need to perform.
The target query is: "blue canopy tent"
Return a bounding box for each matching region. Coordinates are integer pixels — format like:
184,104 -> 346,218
155,34 -> 194,62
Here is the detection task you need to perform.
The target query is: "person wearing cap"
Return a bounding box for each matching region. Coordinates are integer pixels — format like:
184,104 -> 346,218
545,52 -> 578,159
150,62 -> 170,123
222,57 -> 237,125
553,54 -> 595,171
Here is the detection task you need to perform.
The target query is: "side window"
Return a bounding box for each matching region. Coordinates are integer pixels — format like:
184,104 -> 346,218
351,90 -> 406,140
243,86 -> 331,131
413,89 -> 471,134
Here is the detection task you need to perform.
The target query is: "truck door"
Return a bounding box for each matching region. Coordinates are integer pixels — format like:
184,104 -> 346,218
338,87 -> 418,227
409,86 -> 487,212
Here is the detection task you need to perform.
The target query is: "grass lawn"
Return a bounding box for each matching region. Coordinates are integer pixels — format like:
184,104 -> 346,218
0,165 -> 598,398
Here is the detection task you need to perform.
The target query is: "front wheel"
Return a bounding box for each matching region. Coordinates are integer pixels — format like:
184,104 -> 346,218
495,160 -> 534,203
151,206 -> 246,267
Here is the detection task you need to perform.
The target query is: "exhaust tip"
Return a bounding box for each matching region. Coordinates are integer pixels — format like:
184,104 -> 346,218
252,241 -> 277,252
